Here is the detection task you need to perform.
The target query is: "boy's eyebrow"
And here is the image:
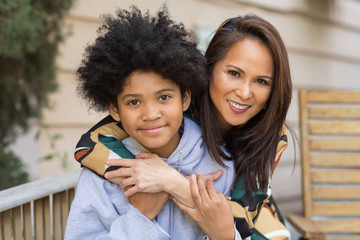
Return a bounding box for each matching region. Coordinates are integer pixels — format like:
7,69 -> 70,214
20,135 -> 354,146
156,88 -> 176,94
121,88 -> 176,101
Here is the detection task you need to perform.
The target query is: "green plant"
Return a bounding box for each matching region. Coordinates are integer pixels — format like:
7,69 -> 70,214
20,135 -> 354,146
0,0 -> 75,190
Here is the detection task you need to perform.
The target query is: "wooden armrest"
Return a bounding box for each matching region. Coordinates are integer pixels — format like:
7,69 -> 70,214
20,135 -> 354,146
287,214 -> 326,240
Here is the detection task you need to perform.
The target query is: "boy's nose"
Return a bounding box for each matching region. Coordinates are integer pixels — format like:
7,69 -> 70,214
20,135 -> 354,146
142,104 -> 161,121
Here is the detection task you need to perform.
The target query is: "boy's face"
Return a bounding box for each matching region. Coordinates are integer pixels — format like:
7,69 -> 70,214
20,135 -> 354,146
109,71 -> 191,158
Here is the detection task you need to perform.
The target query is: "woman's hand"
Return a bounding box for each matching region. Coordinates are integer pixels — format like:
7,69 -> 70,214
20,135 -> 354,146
105,152 -> 177,196
104,152 -> 224,208
173,173 -> 235,240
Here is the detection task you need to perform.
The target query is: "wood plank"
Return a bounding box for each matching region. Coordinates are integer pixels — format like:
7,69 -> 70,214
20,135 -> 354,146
12,206 -> 22,240
69,187 -> 75,205
43,197 -> 51,240
299,89 -> 313,218
315,219 -> 360,233
306,91 -> 360,103
312,186 -> 360,200
312,169 -> 360,183
309,106 -> 360,119
53,193 -> 62,240
310,154 -> 360,167
313,202 -> 360,216
23,203 -> 32,240
327,235 -> 360,240
1,210 -> 12,240
308,121 -> 360,134
287,214 -> 326,240
34,198 -> 44,240
309,138 -> 360,151
61,191 -> 69,237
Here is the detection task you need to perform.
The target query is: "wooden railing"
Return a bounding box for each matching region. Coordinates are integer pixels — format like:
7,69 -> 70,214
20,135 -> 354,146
0,170 -> 80,240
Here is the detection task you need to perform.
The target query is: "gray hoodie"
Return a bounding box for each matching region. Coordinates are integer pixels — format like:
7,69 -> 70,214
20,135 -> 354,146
64,118 -> 239,239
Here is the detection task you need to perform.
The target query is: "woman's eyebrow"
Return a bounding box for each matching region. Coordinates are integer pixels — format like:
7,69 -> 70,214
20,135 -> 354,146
227,64 -> 273,80
226,64 -> 245,74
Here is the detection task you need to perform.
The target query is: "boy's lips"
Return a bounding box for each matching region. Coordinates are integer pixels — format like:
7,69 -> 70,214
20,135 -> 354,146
139,125 -> 165,134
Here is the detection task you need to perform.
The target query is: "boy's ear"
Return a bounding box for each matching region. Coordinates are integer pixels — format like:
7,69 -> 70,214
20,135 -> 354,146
182,90 -> 191,112
108,103 -> 121,122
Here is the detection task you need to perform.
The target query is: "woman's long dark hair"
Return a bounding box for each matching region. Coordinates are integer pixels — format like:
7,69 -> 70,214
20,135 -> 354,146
199,15 -> 292,195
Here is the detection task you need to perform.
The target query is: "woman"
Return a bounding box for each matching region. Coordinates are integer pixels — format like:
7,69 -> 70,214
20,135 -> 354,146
78,13 -> 292,240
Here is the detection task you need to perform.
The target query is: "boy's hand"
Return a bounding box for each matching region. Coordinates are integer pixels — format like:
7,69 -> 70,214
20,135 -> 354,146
129,192 -> 169,220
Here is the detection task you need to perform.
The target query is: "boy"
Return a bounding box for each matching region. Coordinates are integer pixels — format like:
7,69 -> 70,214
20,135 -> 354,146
64,6 -> 235,240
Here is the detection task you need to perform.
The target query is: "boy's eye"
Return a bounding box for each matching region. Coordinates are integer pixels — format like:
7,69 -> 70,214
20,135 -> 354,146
229,70 -> 240,77
159,95 -> 170,101
128,100 -> 140,105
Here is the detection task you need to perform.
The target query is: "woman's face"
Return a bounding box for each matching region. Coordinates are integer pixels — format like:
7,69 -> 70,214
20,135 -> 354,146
209,38 -> 273,133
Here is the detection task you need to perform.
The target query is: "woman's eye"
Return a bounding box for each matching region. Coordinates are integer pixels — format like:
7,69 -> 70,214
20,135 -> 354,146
229,70 -> 240,77
128,100 -> 140,105
159,95 -> 170,101
256,79 -> 269,85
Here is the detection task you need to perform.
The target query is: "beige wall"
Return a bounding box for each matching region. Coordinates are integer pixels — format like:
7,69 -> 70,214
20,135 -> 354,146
12,0 -> 360,217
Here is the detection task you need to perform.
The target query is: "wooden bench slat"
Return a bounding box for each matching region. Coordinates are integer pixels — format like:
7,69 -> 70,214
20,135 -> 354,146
34,198 -> 45,240
306,91 -> 360,103
313,186 -> 360,200
311,154 -> 360,167
313,202 -> 360,216
44,196 -> 51,240
308,121 -> 360,134
23,203 -> 32,240
309,106 -> 360,119
310,138 -> 360,151
326,235 -> 360,240
12,206 -> 22,240
53,192 -> 63,240
61,191 -> 69,235
312,170 -> 360,183
315,219 -> 360,233
1,210 -> 12,240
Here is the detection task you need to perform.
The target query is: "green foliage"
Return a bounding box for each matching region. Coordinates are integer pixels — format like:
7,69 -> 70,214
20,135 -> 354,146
0,0 -> 75,189
0,146 -> 29,190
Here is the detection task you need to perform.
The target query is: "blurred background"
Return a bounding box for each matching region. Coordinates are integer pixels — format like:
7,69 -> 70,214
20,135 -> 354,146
2,0 -> 360,218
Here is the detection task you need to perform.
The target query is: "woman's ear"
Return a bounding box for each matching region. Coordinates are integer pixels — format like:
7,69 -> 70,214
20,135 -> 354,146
182,90 -> 191,112
108,103 -> 121,122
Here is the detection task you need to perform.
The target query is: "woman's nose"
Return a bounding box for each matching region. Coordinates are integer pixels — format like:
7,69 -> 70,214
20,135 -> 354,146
235,82 -> 252,100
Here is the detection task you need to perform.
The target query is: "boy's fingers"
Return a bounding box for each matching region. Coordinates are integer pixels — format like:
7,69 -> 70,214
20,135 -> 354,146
123,186 -> 139,197
136,152 -> 154,159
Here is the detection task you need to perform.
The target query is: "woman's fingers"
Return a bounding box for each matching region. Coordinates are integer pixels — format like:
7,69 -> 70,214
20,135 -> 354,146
106,158 -> 135,167
173,198 -> 194,216
205,178 -> 218,200
196,173 -> 210,202
189,174 -> 202,206
104,166 -> 133,179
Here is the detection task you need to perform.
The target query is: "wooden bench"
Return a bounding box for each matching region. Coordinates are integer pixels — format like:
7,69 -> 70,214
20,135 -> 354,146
287,89 -> 360,240
0,170 -> 80,240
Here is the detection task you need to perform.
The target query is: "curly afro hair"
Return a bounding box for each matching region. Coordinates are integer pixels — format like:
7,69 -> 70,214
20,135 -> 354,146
76,5 -> 207,112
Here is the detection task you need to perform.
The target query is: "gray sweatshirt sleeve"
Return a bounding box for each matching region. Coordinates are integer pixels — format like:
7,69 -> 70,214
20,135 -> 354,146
64,169 -> 170,240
